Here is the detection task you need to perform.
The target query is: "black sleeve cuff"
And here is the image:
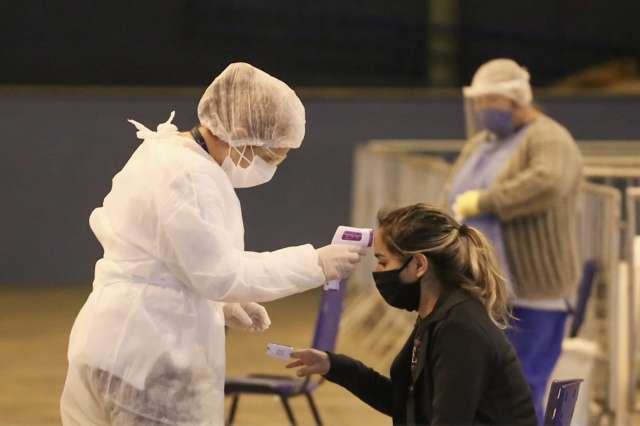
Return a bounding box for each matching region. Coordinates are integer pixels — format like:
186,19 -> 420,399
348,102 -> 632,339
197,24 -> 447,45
324,352 -> 357,384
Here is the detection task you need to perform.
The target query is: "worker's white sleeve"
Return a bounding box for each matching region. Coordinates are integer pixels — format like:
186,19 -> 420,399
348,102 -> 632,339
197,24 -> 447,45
154,171 -> 326,303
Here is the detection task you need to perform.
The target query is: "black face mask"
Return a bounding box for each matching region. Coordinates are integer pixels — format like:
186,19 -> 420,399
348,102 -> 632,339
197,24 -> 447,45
372,257 -> 422,312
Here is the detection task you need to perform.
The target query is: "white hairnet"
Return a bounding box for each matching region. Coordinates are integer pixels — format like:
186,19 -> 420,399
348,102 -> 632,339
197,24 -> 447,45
463,58 -> 533,106
197,62 -> 305,148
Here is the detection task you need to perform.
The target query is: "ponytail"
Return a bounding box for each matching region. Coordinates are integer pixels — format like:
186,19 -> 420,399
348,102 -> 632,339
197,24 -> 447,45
458,225 -> 511,329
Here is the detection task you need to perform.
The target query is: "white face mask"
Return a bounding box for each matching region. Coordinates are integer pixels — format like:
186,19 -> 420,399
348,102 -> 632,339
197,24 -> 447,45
221,145 -> 278,188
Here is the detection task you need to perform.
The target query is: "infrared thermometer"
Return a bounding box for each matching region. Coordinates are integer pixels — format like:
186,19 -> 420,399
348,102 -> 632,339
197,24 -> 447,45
324,226 -> 374,291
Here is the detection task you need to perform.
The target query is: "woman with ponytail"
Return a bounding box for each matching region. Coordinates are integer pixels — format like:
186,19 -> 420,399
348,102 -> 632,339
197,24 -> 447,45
287,204 -> 537,426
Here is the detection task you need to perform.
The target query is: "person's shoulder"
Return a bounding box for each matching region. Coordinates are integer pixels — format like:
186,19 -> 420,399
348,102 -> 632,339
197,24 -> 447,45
435,299 -> 505,355
139,147 -> 227,208
154,137 -> 209,166
436,301 -> 493,342
148,138 -> 220,181
526,114 -> 575,145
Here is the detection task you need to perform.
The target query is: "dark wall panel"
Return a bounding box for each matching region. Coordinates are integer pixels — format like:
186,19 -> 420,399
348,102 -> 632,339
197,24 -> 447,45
459,0 -> 640,85
5,1 -> 640,87
0,1 -> 427,86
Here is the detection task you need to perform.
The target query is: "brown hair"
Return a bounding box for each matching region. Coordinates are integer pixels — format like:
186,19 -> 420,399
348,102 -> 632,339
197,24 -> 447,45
377,203 -> 511,328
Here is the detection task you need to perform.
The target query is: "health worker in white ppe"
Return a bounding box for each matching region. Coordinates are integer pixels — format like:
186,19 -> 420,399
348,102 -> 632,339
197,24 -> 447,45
60,62 -> 365,426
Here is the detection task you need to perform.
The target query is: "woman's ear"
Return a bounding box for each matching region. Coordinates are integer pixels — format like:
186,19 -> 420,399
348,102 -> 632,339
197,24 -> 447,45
414,253 -> 429,279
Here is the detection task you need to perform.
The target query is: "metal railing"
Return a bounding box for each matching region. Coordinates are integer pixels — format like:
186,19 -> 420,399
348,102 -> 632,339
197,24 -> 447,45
624,188 -> 640,415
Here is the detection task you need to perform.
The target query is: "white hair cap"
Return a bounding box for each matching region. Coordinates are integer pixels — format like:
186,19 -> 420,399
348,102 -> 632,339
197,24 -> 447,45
197,62 -> 305,148
463,58 -> 533,105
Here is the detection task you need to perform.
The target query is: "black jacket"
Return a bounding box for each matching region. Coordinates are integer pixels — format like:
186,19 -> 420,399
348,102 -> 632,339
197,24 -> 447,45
325,289 -> 537,426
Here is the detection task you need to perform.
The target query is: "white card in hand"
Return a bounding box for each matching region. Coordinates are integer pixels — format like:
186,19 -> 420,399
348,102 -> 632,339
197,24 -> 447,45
266,343 -> 294,360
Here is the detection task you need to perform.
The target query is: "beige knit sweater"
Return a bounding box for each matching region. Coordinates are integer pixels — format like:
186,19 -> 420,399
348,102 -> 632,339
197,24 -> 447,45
445,114 -> 584,299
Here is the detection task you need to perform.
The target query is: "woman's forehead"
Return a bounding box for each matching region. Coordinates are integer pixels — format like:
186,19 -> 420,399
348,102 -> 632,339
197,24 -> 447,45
373,228 -> 389,250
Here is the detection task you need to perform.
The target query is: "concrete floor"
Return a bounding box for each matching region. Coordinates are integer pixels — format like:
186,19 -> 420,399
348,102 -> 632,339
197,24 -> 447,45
0,286 -> 390,426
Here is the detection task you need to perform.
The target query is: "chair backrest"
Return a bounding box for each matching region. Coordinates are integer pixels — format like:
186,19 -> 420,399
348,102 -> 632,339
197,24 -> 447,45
543,379 -> 583,426
569,260 -> 598,338
310,280 -> 347,352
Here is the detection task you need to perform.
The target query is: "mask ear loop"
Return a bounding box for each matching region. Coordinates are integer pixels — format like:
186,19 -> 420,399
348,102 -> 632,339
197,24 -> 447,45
225,144 -> 232,162
240,145 -> 257,168
399,256 -> 414,272
389,237 -> 414,272
228,144 -> 256,168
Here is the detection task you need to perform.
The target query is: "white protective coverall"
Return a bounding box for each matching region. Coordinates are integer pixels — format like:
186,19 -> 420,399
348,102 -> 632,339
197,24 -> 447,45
60,113 -> 327,425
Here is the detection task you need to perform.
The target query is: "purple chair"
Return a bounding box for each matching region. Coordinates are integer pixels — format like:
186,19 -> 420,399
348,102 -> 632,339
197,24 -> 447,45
568,260 -> 598,338
224,282 -> 347,426
543,379 -> 583,426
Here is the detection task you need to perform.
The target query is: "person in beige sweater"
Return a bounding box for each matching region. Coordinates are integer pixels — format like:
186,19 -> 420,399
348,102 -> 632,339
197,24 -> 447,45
446,58 -> 583,424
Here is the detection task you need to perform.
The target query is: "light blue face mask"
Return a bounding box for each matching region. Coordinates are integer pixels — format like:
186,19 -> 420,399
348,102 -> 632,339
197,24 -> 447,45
479,109 -> 514,137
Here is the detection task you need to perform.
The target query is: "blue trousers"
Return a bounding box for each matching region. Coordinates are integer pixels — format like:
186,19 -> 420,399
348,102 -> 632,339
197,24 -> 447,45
506,307 -> 568,424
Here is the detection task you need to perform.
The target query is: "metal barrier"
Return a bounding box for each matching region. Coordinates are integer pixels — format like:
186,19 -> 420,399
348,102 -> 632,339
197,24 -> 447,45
576,183 -> 624,425
343,140 -> 632,425
624,188 -> 640,415
364,139 -> 640,189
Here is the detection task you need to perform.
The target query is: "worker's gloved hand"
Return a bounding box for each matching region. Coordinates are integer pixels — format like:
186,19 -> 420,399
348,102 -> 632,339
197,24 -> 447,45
316,244 -> 366,282
240,302 -> 271,332
452,190 -> 481,221
223,303 -> 270,332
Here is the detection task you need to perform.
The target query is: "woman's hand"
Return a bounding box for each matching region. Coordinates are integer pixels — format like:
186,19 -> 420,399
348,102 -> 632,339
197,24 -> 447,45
286,349 -> 331,377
